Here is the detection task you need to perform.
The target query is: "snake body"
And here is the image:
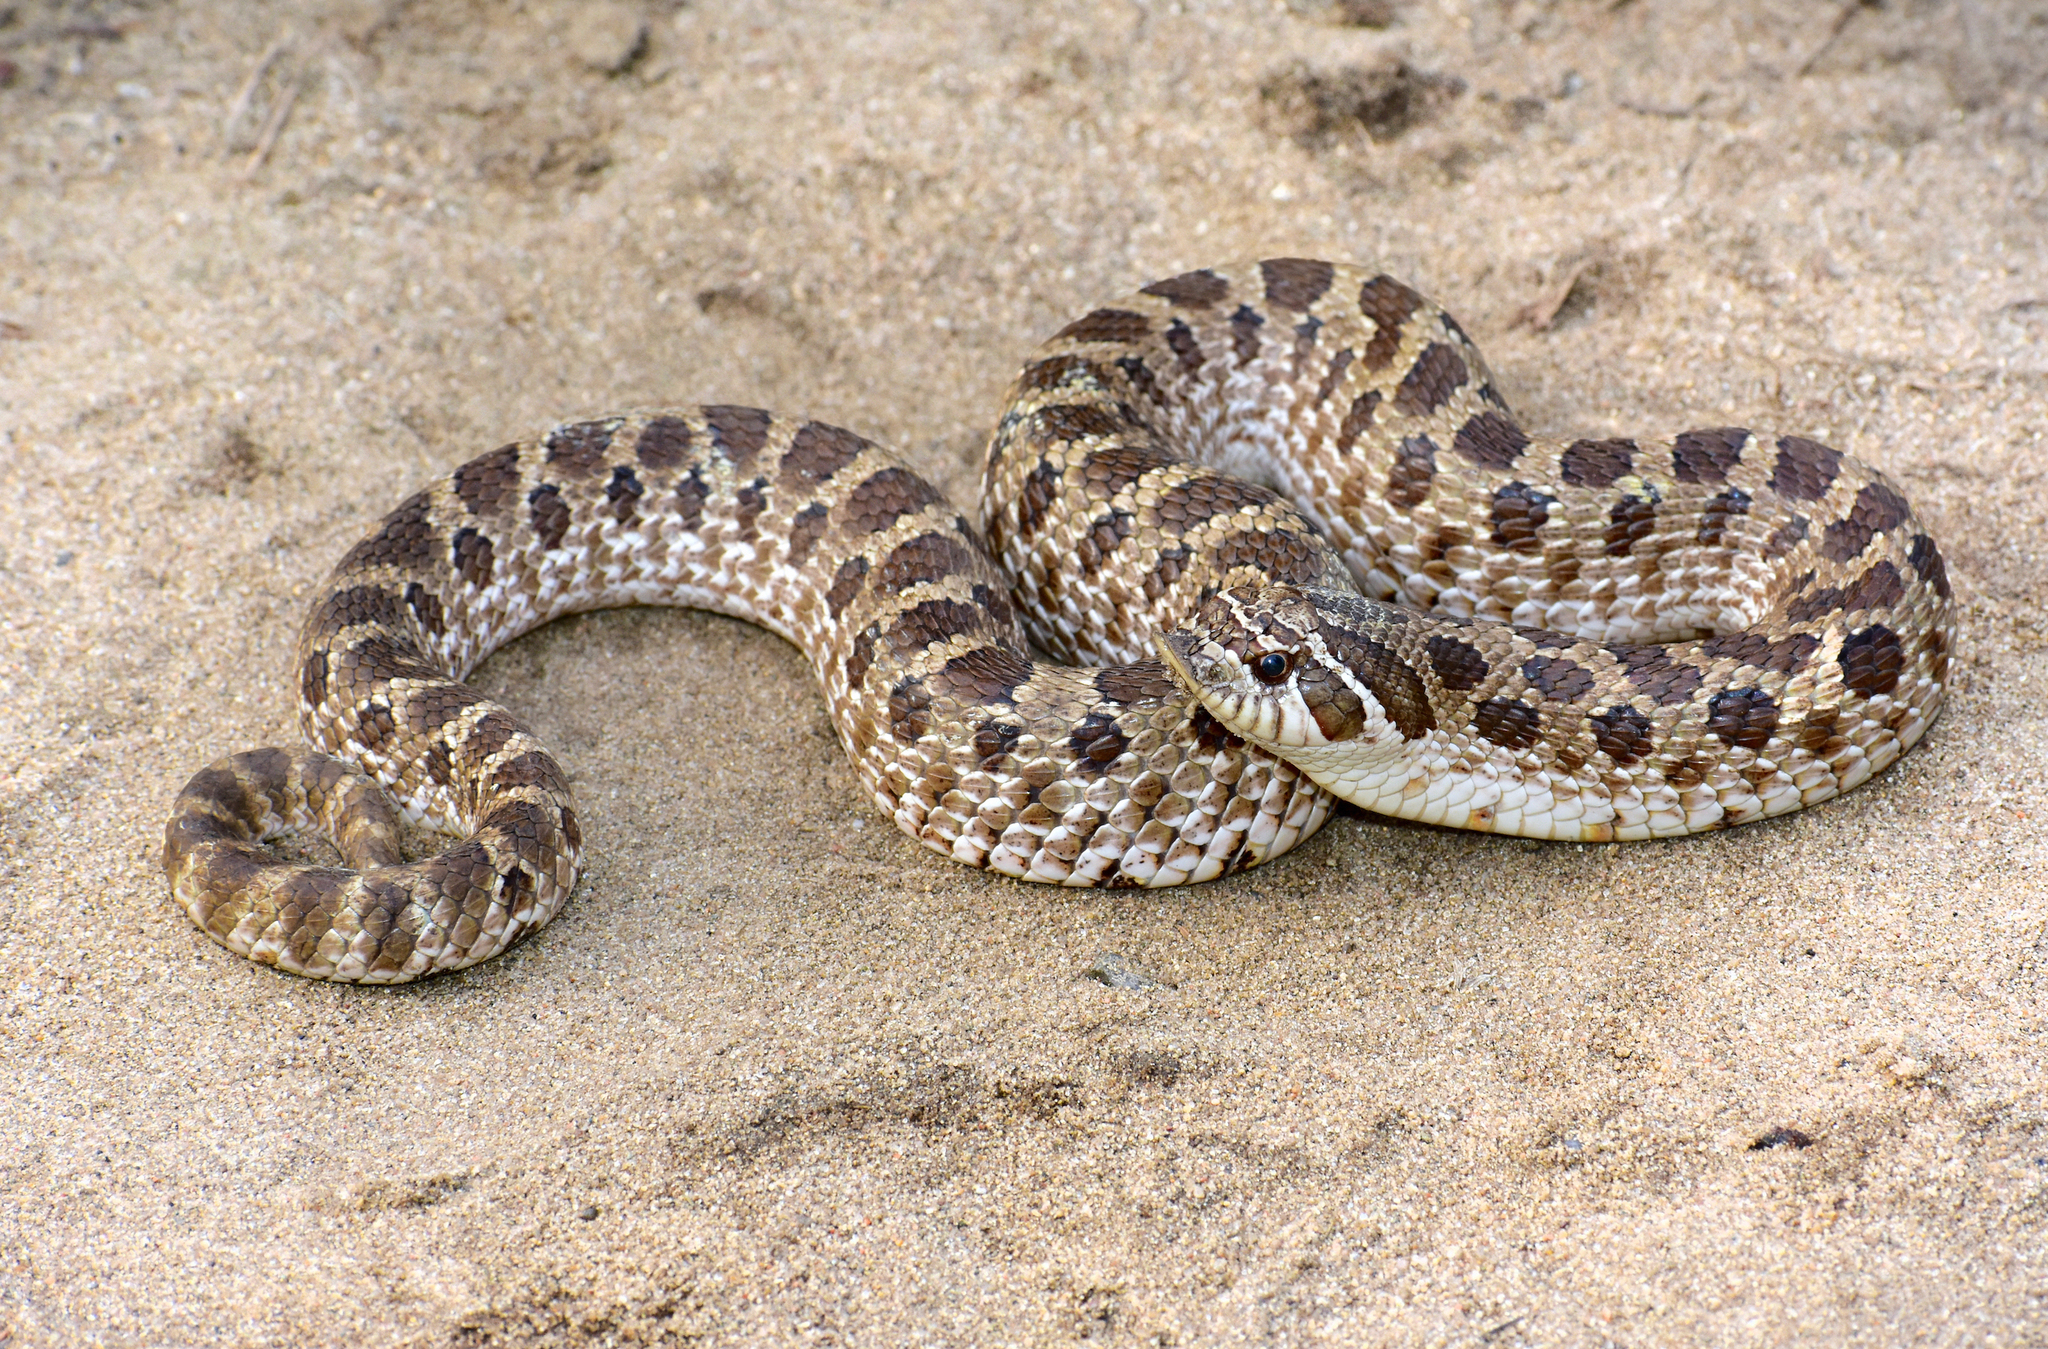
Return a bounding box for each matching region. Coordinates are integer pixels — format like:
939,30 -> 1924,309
165,260 -> 1954,983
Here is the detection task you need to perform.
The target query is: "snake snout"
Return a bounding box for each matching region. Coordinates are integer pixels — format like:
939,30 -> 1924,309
1156,628 -> 1228,689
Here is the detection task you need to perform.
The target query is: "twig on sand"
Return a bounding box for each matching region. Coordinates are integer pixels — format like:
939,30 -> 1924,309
242,72 -> 301,178
222,33 -> 288,151
1617,93 -> 1707,118
1798,0 -> 1870,78
1514,263 -> 1589,332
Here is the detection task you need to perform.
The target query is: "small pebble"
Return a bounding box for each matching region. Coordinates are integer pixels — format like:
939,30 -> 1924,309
567,3 -> 648,74
577,1204 -> 599,1221
1085,952 -> 1164,991
1749,1127 -> 1815,1151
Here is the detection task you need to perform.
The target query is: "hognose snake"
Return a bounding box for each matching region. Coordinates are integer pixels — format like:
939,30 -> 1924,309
164,260 -> 1955,983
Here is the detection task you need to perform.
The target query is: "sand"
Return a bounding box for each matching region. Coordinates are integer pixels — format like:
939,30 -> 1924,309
3,1 -> 2046,1344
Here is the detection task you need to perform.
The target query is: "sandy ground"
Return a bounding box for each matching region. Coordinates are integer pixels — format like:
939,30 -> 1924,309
3,1 -> 2047,1344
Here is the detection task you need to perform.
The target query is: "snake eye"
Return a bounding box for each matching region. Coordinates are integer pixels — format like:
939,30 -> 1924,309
1252,651 -> 1293,685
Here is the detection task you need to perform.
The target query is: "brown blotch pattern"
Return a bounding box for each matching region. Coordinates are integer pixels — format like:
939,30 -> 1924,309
1358,274 -> 1423,370
1784,582 -> 1845,625
733,480 -> 767,542
887,597 -> 990,656
1908,534 -> 1952,600
1770,436 -> 1842,502
604,465 -> 643,525
526,484 -> 570,551
1143,543 -> 1192,603
1067,712 -> 1130,779
635,416 -> 691,470
1154,473 -> 1281,527
1839,624 -> 1904,698
843,467 -> 944,536
1559,438 -> 1635,488
1082,444 -> 1176,498
1230,304 -> 1264,363
1115,355 -> 1162,405
1393,342 -> 1468,418
1696,488 -> 1753,547
937,646 -> 1033,705
673,468 -> 709,531
1611,645 -> 1705,705
1706,687 -> 1780,750
969,582 -> 1014,630
340,491 -> 437,575
1821,482 -> 1912,564
307,585 -> 405,647
785,503 -> 832,569
1058,308 -> 1152,344
704,405 -> 772,469
1297,660 -> 1367,741
1038,403 -> 1138,445
1472,698 -> 1542,752
1384,435 -> 1436,509
1140,270 -> 1229,308
1336,390 -> 1383,456
972,719 -> 1024,766
1075,510 -> 1137,573
1920,625 -> 1950,682
450,528 -> 494,588
780,421 -> 871,490
1015,461 -> 1062,540
1426,634 -> 1490,691
1165,319 -> 1203,374
403,582 -> 445,639
1212,527 -> 1324,583
1489,481 -> 1555,551
826,556 -> 869,619
543,420 -> 616,476
1590,706 -> 1654,765
1699,631 -> 1820,675
888,675 -> 933,741
1318,621 -> 1435,740
877,532 -> 975,595
1454,412 -> 1529,470
1764,515 -> 1809,560
1018,354 -> 1110,393
1795,709 -> 1842,753
1604,492 -> 1660,557
1521,654 -> 1594,702
453,445 -> 521,517
1261,257 -> 1336,311
1672,428 -> 1748,485
1843,559 -> 1906,614
844,626 -> 878,691
1315,348 -> 1355,407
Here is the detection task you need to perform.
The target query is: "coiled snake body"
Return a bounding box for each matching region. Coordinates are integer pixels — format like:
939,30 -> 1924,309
165,260 -> 1955,983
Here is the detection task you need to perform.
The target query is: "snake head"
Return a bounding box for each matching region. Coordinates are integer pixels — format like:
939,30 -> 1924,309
1156,585 -> 1353,751
1156,584 -> 1432,754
